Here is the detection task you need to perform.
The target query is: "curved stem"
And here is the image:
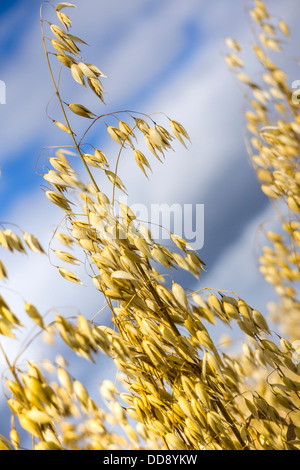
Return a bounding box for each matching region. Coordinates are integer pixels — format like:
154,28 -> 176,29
78,110 -> 157,147
40,3 -> 99,192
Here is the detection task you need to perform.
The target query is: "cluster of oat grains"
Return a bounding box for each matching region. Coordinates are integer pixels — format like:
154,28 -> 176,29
0,0 -> 299,450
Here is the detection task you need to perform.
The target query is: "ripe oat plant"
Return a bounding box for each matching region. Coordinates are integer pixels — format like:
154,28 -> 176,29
0,0 -> 299,451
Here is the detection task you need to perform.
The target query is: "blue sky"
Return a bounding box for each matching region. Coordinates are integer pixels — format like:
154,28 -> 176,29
0,0 -> 299,442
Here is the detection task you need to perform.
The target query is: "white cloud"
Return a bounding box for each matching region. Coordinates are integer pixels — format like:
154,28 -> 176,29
198,204 -> 278,310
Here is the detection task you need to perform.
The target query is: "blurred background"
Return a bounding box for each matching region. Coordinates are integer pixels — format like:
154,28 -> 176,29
0,0 -> 299,442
